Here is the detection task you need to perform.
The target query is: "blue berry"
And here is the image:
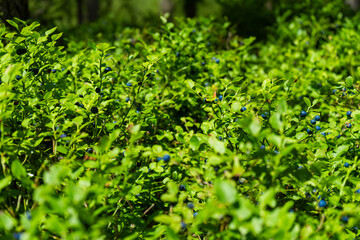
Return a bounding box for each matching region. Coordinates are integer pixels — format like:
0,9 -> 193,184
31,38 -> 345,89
344,162 -> 350,167
219,95 -> 223,101
156,157 -> 163,161
25,210 -> 31,220
218,136 -> 222,140
332,89 -> 337,94
355,189 -> 360,194
201,62 -> 206,66
260,145 -> 265,150
316,126 -> 321,131
315,115 -> 320,121
241,107 -> 247,112
179,184 -> 186,191
261,113 -> 268,119
203,98 -> 207,102
187,202 -> 194,209
176,52 -> 180,57
60,134 -> 66,138
163,154 -> 171,161
306,129 -> 312,134
215,59 -> 220,64
347,111 -> 352,117
274,150 -> 279,154
193,212 -> 198,217
341,216 -> 349,223
91,107 -> 98,114
310,119 -> 316,124
321,132 -> 326,136
346,123 -> 352,128
15,75 -> 22,80
12,233 -> 22,240
86,148 -> 93,153
181,221 -> 187,230
125,97 -> 130,102
126,82 -> 132,87
318,199 -> 327,208
204,82 -> 210,86
104,67 -> 112,73
300,111 -> 307,117
336,134 -> 341,139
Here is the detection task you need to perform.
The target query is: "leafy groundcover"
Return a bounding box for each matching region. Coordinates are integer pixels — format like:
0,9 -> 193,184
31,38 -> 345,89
1,15 -> 360,239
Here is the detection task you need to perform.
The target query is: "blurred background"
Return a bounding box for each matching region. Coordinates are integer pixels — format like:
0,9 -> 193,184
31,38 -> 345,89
1,0 -> 360,40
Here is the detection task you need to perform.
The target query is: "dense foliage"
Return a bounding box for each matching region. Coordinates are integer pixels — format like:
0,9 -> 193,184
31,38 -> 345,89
1,11 -> 360,239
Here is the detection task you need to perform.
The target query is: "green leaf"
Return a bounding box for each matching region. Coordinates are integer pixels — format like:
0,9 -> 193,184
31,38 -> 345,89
189,136 -> 201,151
160,16 -> 167,24
7,20 -> 19,31
0,176 -> 12,191
304,97 -> 311,108
51,32 -> 63,41
45,27 -> 57,36
231,102 -> 241,112
208,136 -> 225,154
11,160 -> 27,180
0,212 -> 16,230
215,181 -> 237,204
331,145 -> 349,159
346,76 -> 353,86
185,80 -> 195,89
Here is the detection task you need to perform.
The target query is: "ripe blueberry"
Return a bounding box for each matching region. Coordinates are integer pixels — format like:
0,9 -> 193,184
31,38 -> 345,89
218,136 -> 222,140
51,69 -> 57,73
318,199 -> 327,208
125,97 -> 130,102
104,67 -> 112,73
187,202 -> 194,209
355,189 -> 360,194
179,184 -> 186,191
15,75 -> 22,80
306,129 -> 312,134
126,82 -> 132,87
316,126 -> 321,131
163,154 -> 171,161
300,111 -> 307,117
91,107 -> 98,114
347,111 -> 352,117
344,162 -> 350,167
219,95 -> 223,101
310,119 -> 316,124
181,221 -> 186,230
241,107 -> 247,112
341,216 -> 349,223
215,59 -> 220,64
315,115 -> 320,121
332,89 -> 337,94
16,48 -> 27,55
260,145 -> 265,150
60,134 -> 66,138
346,123 -> 352,128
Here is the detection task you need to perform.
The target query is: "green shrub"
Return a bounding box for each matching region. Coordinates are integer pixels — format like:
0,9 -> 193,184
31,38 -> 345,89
1,14 -> 360,239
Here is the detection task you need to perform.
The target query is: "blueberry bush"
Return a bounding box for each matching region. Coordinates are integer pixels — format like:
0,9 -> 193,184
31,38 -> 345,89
1,12 -> 360,239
